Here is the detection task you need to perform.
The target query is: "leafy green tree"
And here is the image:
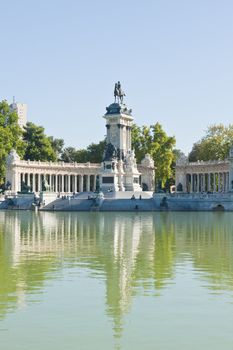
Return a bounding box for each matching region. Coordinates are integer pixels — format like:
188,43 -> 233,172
0,100 -> 24,184
61,140 -> 106,163
86,140 -> 106,163
48,136 -> 64,160
189,124 -> 233,162
132,123 -> 176,189
23,122 -> 56,161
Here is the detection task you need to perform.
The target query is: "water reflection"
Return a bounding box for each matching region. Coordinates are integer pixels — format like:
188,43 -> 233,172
0,211 -> 233,340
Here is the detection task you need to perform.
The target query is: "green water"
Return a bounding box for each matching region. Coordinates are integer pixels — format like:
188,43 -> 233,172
0,211 -> 233,349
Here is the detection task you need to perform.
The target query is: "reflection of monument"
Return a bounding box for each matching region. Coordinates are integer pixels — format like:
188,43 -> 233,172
100,82 -> 153,192
1,211 -> 233,344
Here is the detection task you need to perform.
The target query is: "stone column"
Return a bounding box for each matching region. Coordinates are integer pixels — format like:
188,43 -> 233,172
22,173 -> 25,182
26,173 -> 30,186
213,173 -> 216,192
74,175 -> 77,193
197,174 -> 199,193
18,172 -> 21,192
208,173 -> 211,192
32,173 -> 36,192
87,175 -> 90,192
57,175 -> 60,192
37,174 -> 40,192
61,175 -> 64,193
79,175 -> 83,192
218,173 -> 221,192
93,175 -> 97,191
68,175 -> 70,193
203,174 -> 206,192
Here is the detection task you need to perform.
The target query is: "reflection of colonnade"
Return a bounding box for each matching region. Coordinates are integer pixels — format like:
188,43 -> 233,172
1,211 -> 233,342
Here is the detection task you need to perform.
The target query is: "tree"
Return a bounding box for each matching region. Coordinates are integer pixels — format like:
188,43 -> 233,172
23,122 -> 56,162
189,124 -> 233,162
86,140 -> 106,163
60,140 -> 106,163
0,100 -> 24,184
132,123 -> 176,189
48,136 -> 64,160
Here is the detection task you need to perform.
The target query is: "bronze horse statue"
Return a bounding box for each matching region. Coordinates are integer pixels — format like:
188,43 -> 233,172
114,81 -> 125,104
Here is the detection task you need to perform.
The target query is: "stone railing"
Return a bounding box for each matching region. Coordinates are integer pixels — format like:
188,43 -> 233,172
14,160 -> 101,168
154,192 -> 233,199
176,159 -> 229,167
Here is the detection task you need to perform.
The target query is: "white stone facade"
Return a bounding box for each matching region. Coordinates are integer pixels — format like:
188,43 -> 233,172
175,151 -> 233,193
6,150 -> 100,194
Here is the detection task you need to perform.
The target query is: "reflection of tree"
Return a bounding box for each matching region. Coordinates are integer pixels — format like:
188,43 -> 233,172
173,212 -> 233,292
1,211 -> 233,343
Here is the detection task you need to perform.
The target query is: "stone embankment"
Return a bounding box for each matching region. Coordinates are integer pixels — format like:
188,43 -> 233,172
41,192 -> 156,212
2,191 -> 233,211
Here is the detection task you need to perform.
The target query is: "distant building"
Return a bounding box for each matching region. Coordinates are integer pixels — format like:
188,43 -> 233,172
10,98 -> 27,128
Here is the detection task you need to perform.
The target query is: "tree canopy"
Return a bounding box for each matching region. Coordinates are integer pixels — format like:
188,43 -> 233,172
189,124 -> 233,162
132,122 -> 176,189
23,122 -> 57,162
0,100 -> 24,184
60,140 -> 106,163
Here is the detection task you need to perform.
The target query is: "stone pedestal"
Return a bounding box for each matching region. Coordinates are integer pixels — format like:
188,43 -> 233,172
100,159 -> 120,192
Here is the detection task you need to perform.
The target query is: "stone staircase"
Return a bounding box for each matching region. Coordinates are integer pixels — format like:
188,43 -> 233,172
41,198 -> 94,211
100,198 -> 156,211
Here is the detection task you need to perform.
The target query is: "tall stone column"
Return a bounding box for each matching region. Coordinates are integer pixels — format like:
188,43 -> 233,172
190,174 -> 193,192
32,173 -> 36,192
55,174 -> 57,192
218,173 -> 221,192
87,175 -> 90,192
18,172 -> 21,192
203,174 -> 206,192
213,173 -> 216,192
68,175 -> 70,193
26,173 -> 30,186
74,175 -> 77,193
38,174 -> 41,192
79,175 -> 83,192
197,174 -> 199,193
208,173 -> 211,192
93,175 -> 97,191
57,175 -> 60,192
61,175 -> 64,193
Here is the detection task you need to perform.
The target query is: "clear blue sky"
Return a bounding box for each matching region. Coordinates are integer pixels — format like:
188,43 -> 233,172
1,0 -> 233,154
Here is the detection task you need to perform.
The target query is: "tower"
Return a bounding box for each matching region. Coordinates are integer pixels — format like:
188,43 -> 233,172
99,82 -> 141,192
10,98 -> 27,128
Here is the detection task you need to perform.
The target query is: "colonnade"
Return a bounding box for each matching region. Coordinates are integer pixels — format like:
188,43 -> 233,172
186,172 -> 229,193
19,173 -> 97,193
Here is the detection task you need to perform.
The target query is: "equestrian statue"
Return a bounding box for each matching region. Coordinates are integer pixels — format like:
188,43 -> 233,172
114,81 -> 126,104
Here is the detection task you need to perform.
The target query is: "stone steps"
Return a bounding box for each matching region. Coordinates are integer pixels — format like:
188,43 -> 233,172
100,198 -> 156,211
42,198 -> 94,211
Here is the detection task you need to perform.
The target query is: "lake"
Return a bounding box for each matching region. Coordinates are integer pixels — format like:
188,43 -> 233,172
0,211 -> 233,349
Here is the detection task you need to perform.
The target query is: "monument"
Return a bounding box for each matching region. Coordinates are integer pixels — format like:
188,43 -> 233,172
4,83 -> 155,197
99,82 -> 142,192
